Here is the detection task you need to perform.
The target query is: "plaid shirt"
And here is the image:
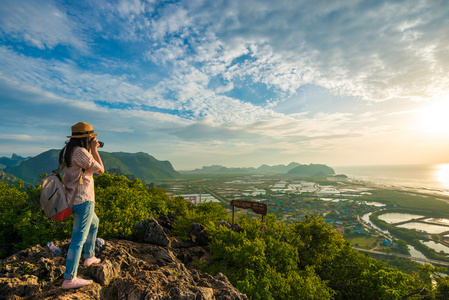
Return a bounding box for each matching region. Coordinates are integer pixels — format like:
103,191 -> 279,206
63,147 -> 102,206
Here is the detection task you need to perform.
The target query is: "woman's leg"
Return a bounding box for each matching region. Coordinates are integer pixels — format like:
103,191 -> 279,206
83,211 -> 99,259
63,201 -> 95,280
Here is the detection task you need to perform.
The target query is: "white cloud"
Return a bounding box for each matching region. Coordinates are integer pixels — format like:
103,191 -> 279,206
81,0 -> 449,106
0,0 -> 87,51
117,0 -> 146,18
0,134 -> 33,141
70,0 -> 449,110
2,0 -> 449,167
0,44 -> 281,127
176,1 -> 449,102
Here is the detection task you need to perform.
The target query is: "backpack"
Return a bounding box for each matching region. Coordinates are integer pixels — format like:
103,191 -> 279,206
40,150 -> 82,221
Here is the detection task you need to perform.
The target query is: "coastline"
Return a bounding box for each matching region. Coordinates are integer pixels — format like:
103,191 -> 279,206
340,176 -> 449,202
336,178 -> 449,263
334,163 -> 449,198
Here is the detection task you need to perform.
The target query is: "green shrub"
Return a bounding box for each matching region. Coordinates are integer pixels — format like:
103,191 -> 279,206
95,173 -> 191,239
0,181 -> 74,257
0,173 -> 191,258
172,201 -> 229,240
0,181 -> 29,256
195,214 -> 438,299
95,174 -> 158,238
198,215 -> 333,299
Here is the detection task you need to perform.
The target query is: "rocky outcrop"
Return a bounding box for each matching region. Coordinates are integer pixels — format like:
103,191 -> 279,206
219,221 -> 243,233
189,223 -> 211,246
135,216 -> 171,246
0,238 -> 247,300
0,215 -> 247,300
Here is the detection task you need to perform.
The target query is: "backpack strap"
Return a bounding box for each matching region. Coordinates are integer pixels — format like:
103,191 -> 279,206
53,146 -> 67,173
54,161 -> 66,174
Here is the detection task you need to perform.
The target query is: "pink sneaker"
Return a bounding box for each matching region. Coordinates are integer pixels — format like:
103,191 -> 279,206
62,277 -> 92,289
84,257 -> 101,266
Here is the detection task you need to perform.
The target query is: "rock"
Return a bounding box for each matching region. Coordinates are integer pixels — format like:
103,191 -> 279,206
0,275 -> 39,299
189,223 -> 211,246
170,237 -> 193,249
0,239 -> 247,300
158,213 -> 178,230
219,220 -> 232,229
219,221 -> 243,233
86,258 -> 121,286
135,217 -> 171,247
172,246 -> 206,268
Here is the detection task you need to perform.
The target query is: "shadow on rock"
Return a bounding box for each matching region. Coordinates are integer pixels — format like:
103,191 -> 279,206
0,238 -> 247,300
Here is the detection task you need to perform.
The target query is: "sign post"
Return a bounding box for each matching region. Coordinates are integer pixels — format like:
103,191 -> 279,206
230,200 -> 268,225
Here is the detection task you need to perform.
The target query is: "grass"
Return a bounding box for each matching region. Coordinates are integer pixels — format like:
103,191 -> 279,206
359,189 -> 449,217
346,234 -> 380,249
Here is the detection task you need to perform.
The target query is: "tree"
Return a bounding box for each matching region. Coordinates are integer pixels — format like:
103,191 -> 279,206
201,215 -> 333,299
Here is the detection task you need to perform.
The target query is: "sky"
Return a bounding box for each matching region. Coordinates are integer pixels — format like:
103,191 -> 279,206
1,0 -> 449,171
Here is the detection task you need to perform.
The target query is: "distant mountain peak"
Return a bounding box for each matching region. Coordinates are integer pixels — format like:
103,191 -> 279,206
0,153 -> 28,170
287,164 -> 335,176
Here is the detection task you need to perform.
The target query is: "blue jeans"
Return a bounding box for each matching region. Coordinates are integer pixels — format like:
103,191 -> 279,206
63,201 -> 99,280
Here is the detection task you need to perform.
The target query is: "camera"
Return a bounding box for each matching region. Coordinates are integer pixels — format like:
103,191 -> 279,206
98,141 -> 104,148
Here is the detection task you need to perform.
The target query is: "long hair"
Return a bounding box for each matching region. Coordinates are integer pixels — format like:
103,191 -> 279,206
59,137 -> 90,167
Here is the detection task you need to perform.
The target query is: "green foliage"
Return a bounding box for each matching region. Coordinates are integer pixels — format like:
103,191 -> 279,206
172,201 -> 229,240
95,174 -> 156,238
3,176 -> 449,299
360,189 -> 449,217
200,215 -> 334,299
0,173 -> 191,258
0,181 -> 28,256
394,239 -> 410,255
433,273 -> 449,298
0,181 -> 73,257
386,257 -> 431,279
288,214 -> 350,272
95,173 -> 190,239
195,214 -> 442,299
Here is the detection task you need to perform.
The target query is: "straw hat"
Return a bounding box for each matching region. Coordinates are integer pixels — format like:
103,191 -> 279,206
67,122 -> 99,138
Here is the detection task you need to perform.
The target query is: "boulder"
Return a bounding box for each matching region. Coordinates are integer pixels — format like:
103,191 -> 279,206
135,217 -> 171,247
158,213 -> 178,230
189,223 -> 211,246
219,221 -> 243,232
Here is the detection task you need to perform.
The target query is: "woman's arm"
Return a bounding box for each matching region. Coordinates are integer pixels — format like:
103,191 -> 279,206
90,138 -> 105,174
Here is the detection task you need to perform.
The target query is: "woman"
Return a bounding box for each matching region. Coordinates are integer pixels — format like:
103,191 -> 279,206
60,122 -> 104,289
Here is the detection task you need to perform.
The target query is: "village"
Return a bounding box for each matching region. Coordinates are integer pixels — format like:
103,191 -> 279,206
165,175 -> 393,249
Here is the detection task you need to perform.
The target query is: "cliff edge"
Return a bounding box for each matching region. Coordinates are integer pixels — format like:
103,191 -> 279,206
0,232 -> 247,300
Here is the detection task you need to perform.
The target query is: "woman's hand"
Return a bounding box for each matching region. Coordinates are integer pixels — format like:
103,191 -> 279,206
90,137 -> 100,150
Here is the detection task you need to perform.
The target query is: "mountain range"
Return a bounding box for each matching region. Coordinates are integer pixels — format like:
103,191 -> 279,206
186,162 -> 302,174
184,162 -> 335,176
1,150 -> 180,185
0,151 -> 336,185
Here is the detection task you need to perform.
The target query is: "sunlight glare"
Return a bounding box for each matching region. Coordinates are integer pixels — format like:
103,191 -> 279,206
435,164 -> 449,190
417,98 -> 449,136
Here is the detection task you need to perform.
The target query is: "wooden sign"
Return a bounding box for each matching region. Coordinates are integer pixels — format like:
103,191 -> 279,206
230,200 -> 268,224
230,200 -> 267,215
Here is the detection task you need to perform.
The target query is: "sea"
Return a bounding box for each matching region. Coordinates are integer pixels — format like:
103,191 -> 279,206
333,164 -> 449,196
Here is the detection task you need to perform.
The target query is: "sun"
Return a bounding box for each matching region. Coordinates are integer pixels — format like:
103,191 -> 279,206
417,98 -> 449,136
